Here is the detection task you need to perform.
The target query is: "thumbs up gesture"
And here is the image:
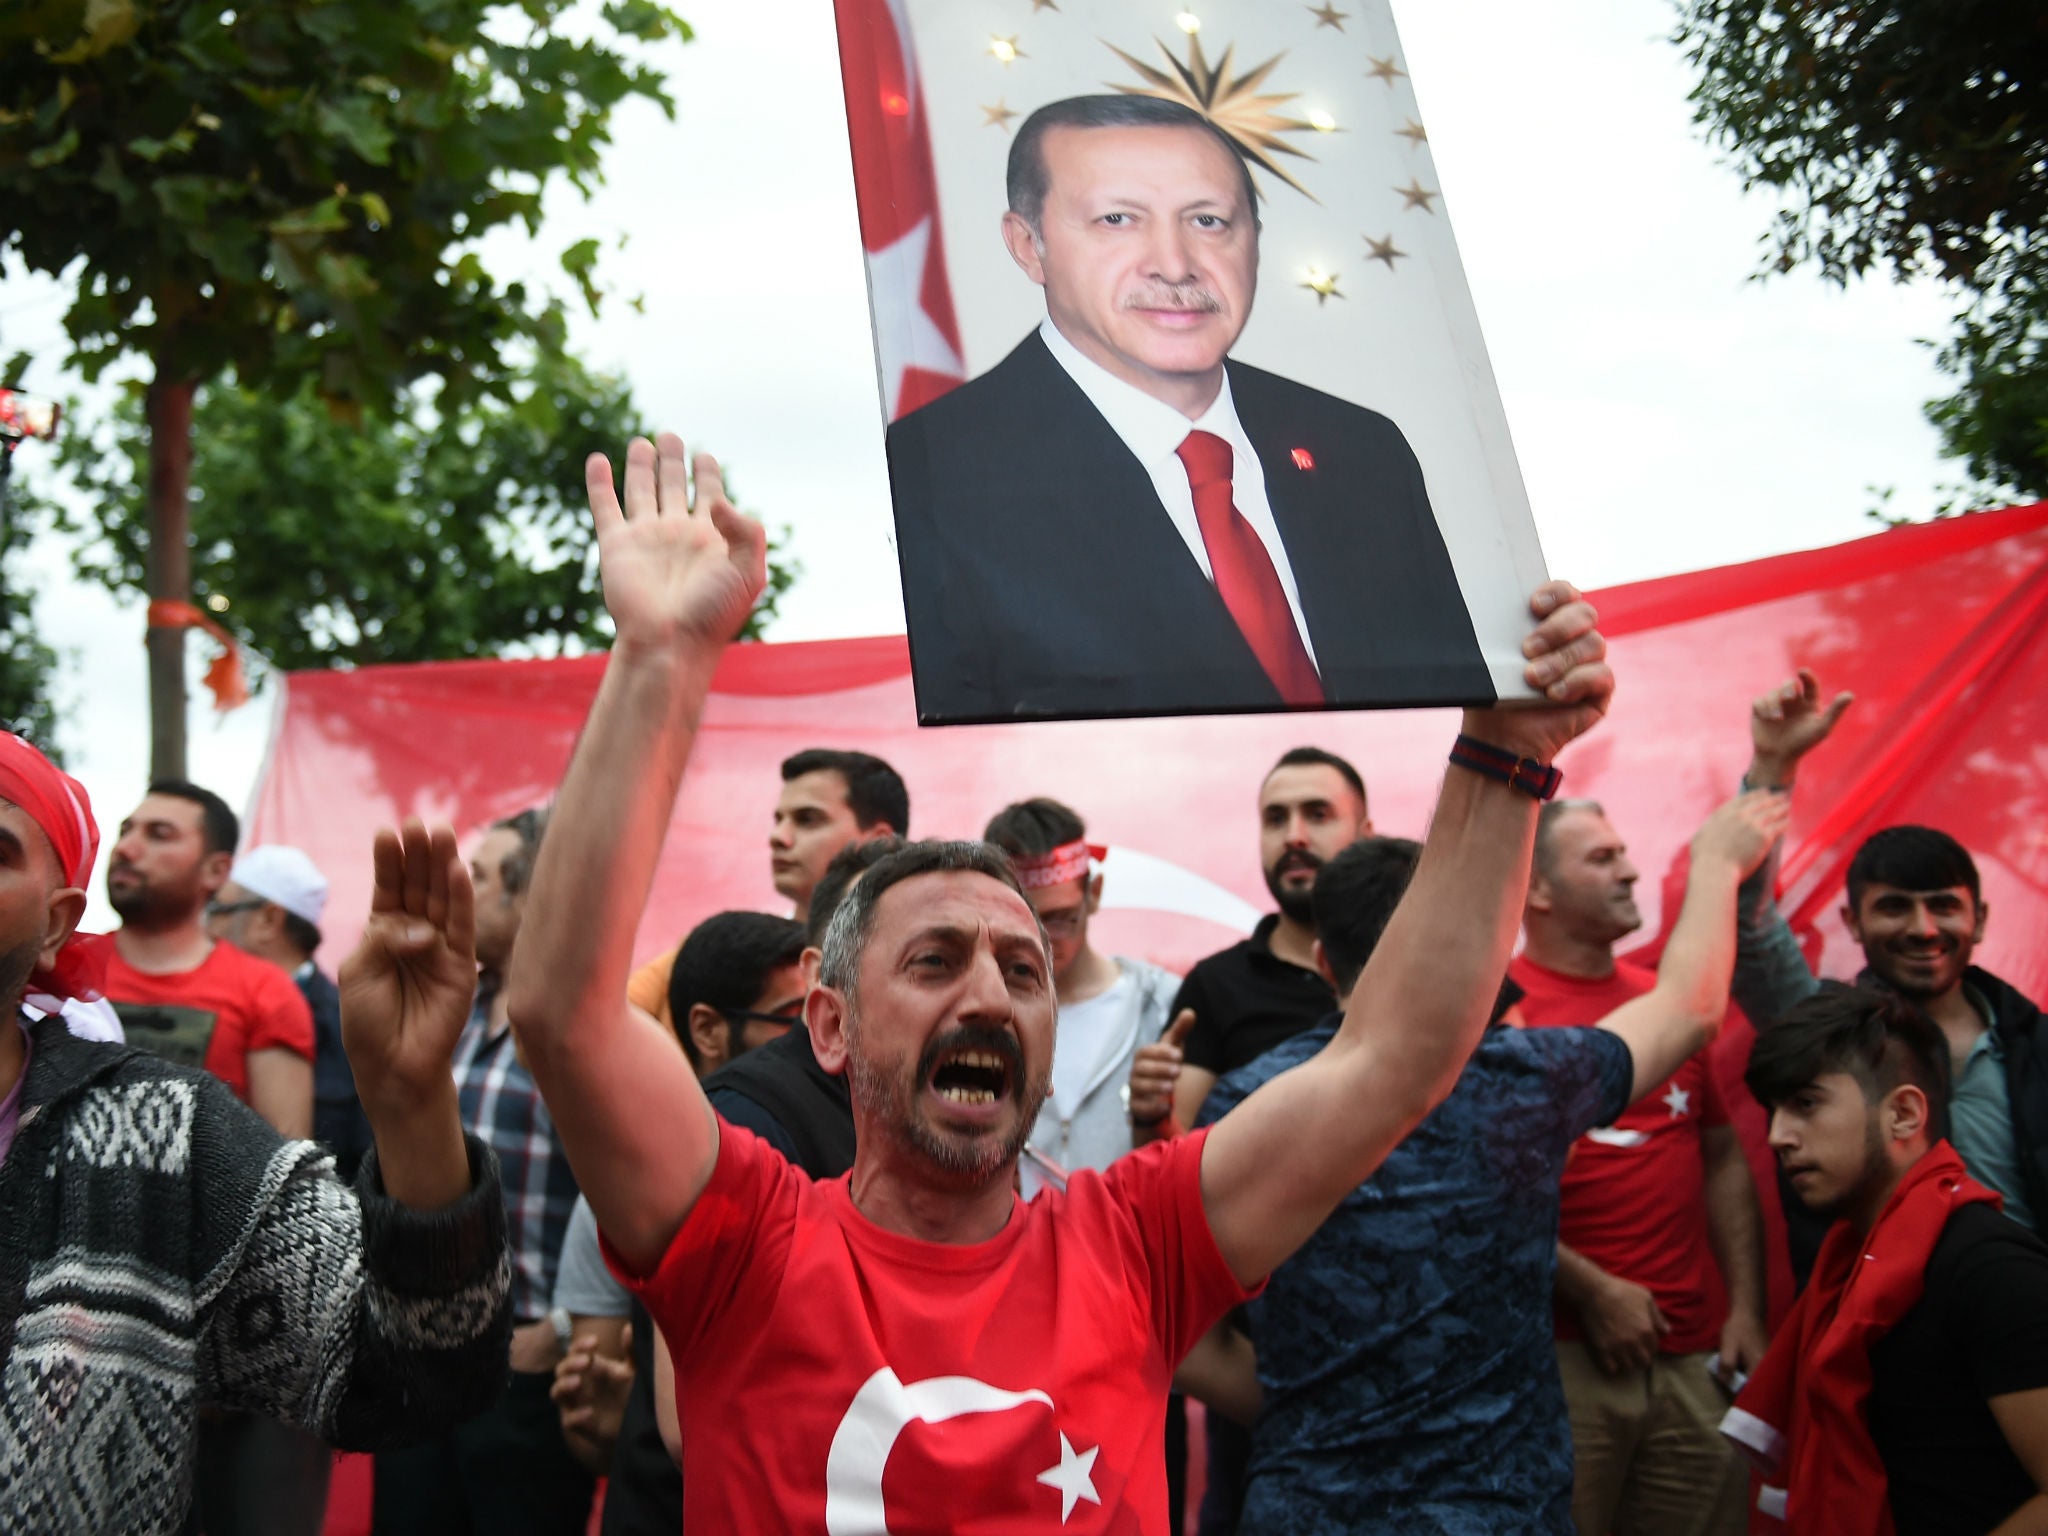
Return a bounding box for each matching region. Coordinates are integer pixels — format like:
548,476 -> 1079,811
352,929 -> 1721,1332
1127,1009 -> 1197,1142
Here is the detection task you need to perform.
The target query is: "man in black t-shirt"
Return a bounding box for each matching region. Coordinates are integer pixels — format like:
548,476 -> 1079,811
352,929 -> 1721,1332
1125,746 -> 1370,1145
1729,985 -> 2048,1534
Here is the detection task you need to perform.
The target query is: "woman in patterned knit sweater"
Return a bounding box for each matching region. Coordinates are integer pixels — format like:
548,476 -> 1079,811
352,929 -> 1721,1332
0,734 -> 514,1535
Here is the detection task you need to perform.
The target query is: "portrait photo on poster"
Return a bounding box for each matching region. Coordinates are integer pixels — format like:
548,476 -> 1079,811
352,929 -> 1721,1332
832,0 -> 1549,725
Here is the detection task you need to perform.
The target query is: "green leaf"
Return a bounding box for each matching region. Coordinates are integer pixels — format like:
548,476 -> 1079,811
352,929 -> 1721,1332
26,126 -> 78,167
267,196 -> 349,237
315,95 -> 395,166
45,0 -> 140,63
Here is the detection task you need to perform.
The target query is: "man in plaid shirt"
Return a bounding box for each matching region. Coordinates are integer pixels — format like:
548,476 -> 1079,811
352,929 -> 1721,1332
374,806 -> 593,1535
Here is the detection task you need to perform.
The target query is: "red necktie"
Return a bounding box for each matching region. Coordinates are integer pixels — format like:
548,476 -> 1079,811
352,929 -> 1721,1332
1176,430 -> 1324,706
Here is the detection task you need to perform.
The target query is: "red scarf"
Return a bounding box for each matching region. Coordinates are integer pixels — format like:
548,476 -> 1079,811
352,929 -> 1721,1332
1724,1141 -> 1998,1532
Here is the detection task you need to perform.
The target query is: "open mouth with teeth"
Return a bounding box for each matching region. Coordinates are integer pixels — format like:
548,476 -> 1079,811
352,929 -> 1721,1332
930,1047 -> 1014,1108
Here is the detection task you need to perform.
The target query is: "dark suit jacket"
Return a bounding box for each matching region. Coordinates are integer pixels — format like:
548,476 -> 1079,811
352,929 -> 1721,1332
885,330 -> 1493,723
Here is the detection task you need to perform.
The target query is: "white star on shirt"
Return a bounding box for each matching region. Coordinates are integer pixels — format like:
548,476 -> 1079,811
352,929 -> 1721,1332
1663,1082 -> 1693,1119
1036,1433 -> 1102,1523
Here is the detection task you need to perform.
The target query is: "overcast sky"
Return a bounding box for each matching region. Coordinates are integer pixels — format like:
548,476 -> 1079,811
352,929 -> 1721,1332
2,0 -> 1969,922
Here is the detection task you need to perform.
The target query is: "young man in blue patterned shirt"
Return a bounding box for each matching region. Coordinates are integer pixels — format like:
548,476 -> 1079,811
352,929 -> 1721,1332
1197,794 -> 1785,1533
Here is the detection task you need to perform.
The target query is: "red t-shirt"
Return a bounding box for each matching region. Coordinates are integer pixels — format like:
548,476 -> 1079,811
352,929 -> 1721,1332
1509,955 -> 1731,1354
613,1121 -> 1255,1533
92,936 -> 315,1102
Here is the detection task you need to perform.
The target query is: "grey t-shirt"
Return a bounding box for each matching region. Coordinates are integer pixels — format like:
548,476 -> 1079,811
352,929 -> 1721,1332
552,1193 -> 632,1318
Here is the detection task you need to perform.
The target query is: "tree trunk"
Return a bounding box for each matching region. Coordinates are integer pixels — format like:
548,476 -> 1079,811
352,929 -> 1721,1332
145,373 -> 196,781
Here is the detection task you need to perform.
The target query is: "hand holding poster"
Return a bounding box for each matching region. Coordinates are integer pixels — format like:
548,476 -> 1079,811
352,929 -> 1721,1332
835,0 -> 1550,724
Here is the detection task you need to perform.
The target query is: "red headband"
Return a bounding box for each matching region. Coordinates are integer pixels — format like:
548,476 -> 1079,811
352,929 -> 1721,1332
1013,839 -> 1107,891
0,733 -> 104,1002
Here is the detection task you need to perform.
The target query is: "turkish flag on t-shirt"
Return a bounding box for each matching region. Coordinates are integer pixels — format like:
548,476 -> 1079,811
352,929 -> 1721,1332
608,1123 -> 1255,1532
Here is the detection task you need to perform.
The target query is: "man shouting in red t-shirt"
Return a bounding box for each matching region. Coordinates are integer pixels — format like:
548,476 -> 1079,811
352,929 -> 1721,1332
504,434 -> 1615,1533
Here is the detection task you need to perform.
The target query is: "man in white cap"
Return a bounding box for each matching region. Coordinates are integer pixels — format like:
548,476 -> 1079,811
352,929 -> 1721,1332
208,845 -> 372,1181
199,844 -> 378,1535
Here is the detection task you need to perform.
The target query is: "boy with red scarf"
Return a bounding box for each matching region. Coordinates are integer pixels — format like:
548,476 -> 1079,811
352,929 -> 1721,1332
1726,984 -> 2048,1534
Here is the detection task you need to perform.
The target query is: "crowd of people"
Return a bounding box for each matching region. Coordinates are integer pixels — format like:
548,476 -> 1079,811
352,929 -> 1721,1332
0,433 -> 2043,1536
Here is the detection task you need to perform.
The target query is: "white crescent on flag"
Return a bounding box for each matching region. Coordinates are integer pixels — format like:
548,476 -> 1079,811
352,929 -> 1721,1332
833,0 -> 968,419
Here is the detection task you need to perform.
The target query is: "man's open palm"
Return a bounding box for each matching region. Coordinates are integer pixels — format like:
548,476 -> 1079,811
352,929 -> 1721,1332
339,820 -> 477,1118
587,434 -> 768,651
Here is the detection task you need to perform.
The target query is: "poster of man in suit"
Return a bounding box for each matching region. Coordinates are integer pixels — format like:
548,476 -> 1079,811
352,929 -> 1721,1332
833,0 -> 1550,724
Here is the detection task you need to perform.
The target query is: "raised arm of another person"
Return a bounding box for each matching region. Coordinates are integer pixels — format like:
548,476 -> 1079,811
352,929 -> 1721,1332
1199,583 -> 1613,1287
1702,1123 -> 1768,1381
1595,792 -> 1789,1101
505,434 -> 769,1275
201,820 -> 512,1443
1174,1322 -> 1262,1429
246,1045 -> 314,1140
1730,669 -> 1853,1028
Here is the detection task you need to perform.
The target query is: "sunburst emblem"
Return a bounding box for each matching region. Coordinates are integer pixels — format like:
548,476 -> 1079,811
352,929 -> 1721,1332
1104,33 -> 1321,201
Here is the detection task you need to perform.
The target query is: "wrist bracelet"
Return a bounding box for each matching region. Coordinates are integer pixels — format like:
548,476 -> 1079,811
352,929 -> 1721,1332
1449,733 -> 1563,801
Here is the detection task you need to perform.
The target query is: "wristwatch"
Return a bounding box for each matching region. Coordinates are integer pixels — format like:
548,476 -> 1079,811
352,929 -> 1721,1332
547,1305 -> 574,1354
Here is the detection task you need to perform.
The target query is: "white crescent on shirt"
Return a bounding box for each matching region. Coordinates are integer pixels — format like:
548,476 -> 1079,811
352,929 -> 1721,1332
825,1367 -> 1104,1532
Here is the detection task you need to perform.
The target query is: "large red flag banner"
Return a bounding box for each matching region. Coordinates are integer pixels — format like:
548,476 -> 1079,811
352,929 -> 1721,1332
255,504 -> 2048,1330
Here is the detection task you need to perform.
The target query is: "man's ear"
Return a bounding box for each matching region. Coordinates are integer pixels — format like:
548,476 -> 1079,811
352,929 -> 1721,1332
1841,898 -> 1865,945
199,849 -> 233,897
685,1004 -> 729,1075
1971,898 -> 1989,946
1885,1082 -> 1931,1146
1085,871 -> 1104,916
800,945 -> 823,990
1526,872 -> 1555,918
806,984 -> 852,1078
254,903 -> 288,947
1001,211 -> 1048,285
39,887 -> 86,972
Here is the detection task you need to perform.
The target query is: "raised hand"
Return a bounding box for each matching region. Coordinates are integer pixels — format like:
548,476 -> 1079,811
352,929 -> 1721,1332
1691,790 -> 1794,882
1461,580 -> 1614,765
1749,667 -> 1853,787
586,434 -> 769,653
1127,1008 -> 1197,1132
339,820 -> 476,1124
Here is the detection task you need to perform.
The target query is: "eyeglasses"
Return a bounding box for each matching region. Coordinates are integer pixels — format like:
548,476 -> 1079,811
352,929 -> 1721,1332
1038,907 -> 1088,937
204,898 -> 267,919
719,1008 -> 803,1029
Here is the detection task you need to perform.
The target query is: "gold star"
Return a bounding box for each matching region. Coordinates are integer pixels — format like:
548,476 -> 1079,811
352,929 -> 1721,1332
1306,2 -> 1348,27
1301,269 -> 1344,304
1030,0 -> 1059,9
1394,178 -> 1439,213
1394,117 -> 1428,146
1366,55 -> 1407,86
982,100 -> 1019,131
989,35 -> 1024,65
1363,234 -> 1407,270
1106,33 -> 1322,201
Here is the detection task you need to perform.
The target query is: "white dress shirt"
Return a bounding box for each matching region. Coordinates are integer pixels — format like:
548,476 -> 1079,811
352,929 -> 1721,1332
1037,319 -> 1320,668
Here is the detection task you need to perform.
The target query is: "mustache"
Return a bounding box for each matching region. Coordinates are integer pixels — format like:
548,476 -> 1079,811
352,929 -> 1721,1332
1122,284 -> 1222,314
1272,850 -> 1323,877
916,1023 -> 1023,1084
